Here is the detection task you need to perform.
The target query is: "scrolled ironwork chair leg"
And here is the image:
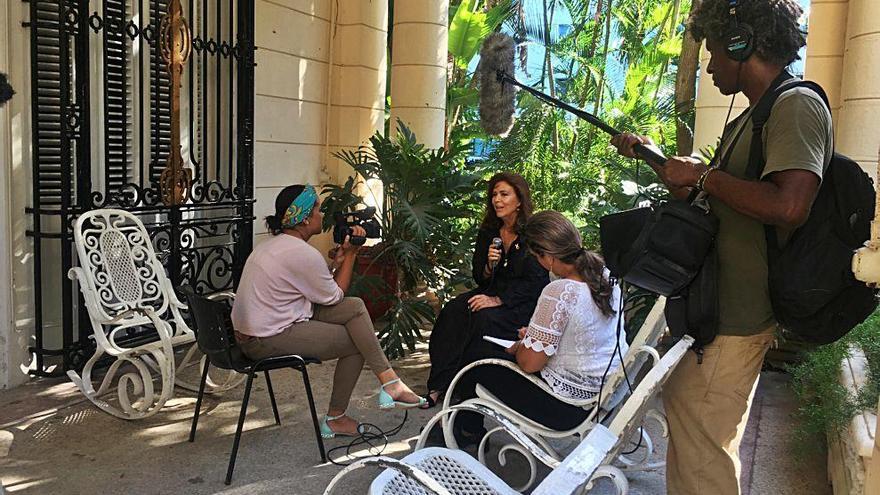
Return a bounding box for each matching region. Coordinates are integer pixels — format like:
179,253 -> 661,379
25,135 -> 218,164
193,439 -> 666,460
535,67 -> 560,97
225,371 -> 254,485
189,358 -> 211,442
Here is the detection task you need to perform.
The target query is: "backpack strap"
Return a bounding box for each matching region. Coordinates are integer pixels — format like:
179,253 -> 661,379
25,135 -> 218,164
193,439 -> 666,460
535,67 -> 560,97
745,72 -> 832,251
745,73 -> 831,180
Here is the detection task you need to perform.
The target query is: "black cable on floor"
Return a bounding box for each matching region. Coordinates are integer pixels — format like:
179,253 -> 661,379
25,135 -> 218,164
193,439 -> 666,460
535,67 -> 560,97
326,410 -> 409,466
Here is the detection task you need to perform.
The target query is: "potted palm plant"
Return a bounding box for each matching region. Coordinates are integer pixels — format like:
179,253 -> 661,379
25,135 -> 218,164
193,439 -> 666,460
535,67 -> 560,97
322,122 -> 485,358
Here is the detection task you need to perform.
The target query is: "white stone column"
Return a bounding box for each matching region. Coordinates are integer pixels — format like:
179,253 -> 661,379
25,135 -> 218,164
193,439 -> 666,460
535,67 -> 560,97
0,0 -> 32,388
327,0 -> 389,179
0,0 -> 12,389
837,0 -> 880,179
319,0 -> 390,251
388,1 -> 448,148
803,0 -> 849,127
692,44 -> 749,157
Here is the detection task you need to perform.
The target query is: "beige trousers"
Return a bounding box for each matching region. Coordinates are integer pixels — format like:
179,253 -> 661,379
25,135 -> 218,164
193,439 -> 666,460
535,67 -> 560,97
240,297 -> 391,412
663,328 -> 776,495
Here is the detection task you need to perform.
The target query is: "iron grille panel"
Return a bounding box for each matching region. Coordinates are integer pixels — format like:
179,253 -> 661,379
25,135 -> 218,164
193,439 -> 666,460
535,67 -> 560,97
26,0 -> 255,376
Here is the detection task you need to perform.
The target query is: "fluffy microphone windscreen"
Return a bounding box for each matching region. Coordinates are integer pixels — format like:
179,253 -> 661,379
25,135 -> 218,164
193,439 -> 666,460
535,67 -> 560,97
478,33 -> 517,137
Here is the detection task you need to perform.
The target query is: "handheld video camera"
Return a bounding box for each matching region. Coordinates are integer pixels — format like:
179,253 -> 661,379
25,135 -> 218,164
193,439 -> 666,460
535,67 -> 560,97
333,207 -> 381,246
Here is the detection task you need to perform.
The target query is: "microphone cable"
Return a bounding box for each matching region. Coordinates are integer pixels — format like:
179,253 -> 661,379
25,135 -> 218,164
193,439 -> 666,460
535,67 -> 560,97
326,410 -> 410,467
594,279 -> 628,420
594,279 -> 644,456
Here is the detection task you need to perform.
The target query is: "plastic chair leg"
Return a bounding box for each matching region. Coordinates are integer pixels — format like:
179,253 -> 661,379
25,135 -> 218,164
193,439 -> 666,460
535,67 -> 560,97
299,366 -> 327,463
264,371 -> 281,425
189,359 -> 211,442
225,372 -> 254,485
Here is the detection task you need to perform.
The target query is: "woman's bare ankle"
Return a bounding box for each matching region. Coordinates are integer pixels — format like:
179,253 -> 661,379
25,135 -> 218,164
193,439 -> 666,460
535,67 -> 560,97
326,414 -> 359,435
377,368 -> 398,384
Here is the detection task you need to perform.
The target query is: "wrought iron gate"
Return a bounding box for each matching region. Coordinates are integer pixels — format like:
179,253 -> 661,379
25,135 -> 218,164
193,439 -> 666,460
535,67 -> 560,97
26,0 -> 255,376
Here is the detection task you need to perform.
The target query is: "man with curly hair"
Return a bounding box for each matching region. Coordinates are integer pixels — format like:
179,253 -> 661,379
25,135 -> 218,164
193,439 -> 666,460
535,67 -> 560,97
612,0 -> 830,493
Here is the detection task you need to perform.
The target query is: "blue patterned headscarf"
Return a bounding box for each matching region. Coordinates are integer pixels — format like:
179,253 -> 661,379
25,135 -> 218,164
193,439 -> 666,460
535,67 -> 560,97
281,184 -> 318,228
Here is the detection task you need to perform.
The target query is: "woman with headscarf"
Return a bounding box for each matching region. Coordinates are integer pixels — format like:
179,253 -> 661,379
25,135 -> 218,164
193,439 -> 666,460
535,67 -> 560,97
232,184 -> 425,439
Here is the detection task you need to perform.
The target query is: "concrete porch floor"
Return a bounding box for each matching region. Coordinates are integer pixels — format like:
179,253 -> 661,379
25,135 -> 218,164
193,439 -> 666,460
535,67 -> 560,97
0,343 -> 831,495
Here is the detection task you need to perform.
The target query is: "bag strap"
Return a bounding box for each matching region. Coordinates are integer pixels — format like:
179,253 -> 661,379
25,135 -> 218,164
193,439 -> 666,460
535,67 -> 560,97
745,71 -> 831,180
687,100 -> 754,206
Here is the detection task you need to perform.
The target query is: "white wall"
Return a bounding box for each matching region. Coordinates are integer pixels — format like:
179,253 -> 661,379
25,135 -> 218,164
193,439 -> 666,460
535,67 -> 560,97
253,0 -> 332,246
253,0 -> 389,253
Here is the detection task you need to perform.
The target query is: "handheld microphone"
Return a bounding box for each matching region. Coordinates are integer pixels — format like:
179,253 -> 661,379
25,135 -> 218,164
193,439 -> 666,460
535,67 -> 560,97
489,237 -> 503,271
476,33 -> 668,168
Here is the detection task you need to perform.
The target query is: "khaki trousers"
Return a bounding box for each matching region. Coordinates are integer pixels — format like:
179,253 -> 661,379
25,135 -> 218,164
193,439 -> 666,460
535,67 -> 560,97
663,328 -> 776,495
240,297 -> 391,412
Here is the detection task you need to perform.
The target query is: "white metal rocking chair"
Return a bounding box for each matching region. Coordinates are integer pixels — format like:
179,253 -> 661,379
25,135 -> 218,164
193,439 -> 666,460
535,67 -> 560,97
323,335 -> 694,495
432,297 -> 669,491
68,208 -> 241,419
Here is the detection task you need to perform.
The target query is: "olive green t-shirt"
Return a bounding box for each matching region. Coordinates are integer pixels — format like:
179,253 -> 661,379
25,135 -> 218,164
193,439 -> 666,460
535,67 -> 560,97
709,86 -> 833,336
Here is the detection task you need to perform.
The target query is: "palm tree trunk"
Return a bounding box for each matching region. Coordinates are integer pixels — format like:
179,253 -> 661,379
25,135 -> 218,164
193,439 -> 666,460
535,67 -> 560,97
567,0 -> 605,156
674,0 -> 702,156
651,1 -> 677,105
583,0 -> 614,151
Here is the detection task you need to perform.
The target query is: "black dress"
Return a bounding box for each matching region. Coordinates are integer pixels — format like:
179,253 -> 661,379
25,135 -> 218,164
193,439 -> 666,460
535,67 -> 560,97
426,227 -> 549,394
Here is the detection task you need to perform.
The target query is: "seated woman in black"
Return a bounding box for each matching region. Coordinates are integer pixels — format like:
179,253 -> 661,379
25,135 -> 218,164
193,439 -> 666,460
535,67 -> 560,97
422,172 -> 549,408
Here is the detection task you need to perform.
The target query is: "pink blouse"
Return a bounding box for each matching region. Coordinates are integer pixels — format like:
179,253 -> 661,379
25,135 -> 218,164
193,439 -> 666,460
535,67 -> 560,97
231,234 -> 343,337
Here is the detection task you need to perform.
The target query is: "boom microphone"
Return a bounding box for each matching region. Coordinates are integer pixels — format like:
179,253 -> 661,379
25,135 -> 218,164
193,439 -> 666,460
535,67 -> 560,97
479,33 -> 517,137
476,33 -> 668,168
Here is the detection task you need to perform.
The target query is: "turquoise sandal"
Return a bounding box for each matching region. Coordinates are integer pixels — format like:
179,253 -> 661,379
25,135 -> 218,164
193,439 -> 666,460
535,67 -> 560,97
319,413 -> 361,439
377,379 -> 427,409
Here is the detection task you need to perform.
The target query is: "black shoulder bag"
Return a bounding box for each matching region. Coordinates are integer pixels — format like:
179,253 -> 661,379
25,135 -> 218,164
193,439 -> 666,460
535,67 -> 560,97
600,108 -> 754,353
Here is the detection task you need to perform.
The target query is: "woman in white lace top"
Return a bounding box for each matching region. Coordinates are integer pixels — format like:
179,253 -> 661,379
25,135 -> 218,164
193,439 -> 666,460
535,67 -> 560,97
452,210 -> 627,436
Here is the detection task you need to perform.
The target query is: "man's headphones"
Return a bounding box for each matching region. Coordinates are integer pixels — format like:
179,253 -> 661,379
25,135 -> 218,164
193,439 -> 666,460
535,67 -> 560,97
724,0 -> 755,62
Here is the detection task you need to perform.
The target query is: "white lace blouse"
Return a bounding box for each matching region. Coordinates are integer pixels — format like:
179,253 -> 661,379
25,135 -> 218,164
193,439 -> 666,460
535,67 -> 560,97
521,276 -> 627,400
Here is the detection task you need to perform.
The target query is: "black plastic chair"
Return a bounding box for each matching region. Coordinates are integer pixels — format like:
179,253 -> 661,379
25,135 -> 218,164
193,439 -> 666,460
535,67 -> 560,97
180,286 -> 326,485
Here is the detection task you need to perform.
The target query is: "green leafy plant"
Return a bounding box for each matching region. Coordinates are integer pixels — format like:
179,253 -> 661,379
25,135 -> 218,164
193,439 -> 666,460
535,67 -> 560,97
790,312 -> 880,455
322,122 -> 486,358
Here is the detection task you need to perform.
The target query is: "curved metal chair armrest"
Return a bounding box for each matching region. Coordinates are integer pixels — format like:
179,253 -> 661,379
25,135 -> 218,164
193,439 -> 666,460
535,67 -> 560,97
206,291 -> 236,302
442,358 -> 509,410
417,403 -> 560,467
445,358 -> 599,410
322,456 -> 453,495
631,345 -> 661,367
442,358 -> 550,409
68,267 -> 106,318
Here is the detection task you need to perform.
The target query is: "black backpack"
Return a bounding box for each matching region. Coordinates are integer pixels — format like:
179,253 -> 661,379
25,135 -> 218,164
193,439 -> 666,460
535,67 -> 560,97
748,80 -> 878,344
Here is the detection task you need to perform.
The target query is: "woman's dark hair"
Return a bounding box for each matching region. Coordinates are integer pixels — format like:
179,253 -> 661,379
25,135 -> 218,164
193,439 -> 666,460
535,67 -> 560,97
522,210 -> 615,317
688,0 -> 806,67
265,184 -> 314,235
480,172 -> 533,232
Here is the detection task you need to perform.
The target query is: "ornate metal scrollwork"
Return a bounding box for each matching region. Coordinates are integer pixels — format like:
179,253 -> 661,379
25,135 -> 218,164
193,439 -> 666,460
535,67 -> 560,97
27,0 -> 255,379
158,0 -> 193,206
